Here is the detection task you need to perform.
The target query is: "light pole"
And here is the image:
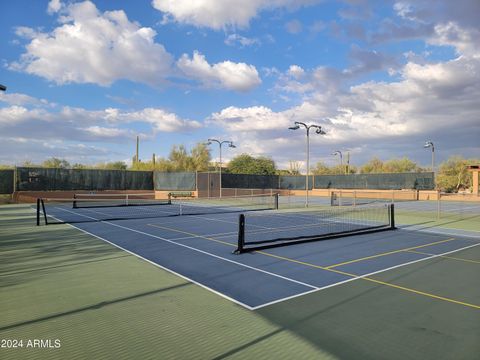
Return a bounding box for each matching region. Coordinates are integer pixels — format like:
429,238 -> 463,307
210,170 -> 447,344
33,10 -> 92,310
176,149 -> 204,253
206,139 -> 236,198
332,150 -> 343,173
289,121 -> 326,207
424,141 -> 435,173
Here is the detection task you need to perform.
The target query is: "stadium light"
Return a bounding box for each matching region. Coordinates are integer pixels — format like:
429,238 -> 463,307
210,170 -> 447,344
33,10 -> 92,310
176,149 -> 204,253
424,141 -> 435,173
332,150 -> 345,174
0,84 -> 6,92
289,121 -> 327,207
206,139 -> 236,198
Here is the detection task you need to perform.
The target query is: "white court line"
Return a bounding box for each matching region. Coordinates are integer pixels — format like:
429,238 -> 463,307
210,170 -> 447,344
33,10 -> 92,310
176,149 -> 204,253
46,206 -> 480,311
251,240 -> 480,310
399,224 -> 480,239
95,203 -> 272,230
54,207 -> 319,305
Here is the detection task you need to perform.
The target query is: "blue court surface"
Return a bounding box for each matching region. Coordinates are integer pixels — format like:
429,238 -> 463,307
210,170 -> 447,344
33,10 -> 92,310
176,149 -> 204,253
42,201 -> 480,310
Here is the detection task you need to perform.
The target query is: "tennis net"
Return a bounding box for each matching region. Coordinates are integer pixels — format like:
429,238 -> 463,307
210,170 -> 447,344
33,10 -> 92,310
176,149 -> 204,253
36,193 -> 278,225
330,190 -> 417,206
73,192 -> 169,208
235,204 -> 395,253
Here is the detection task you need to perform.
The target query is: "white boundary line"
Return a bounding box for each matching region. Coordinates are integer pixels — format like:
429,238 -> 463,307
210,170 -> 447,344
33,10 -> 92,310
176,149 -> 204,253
399,224 -> 480,239
251,240 -> 480,310
42,205 -> 480,311
53,207 -> 319,307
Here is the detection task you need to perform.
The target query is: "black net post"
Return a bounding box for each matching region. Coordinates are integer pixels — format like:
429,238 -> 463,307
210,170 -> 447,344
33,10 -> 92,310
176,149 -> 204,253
389,203 -> 395,229
234,214 -> 246,254
36,198 -> 40,226
36,198 -> 48,226
274,193 -> 279,210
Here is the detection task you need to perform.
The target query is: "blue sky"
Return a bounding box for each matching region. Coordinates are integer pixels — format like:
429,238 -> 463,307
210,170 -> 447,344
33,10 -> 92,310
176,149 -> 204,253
0,0 -> 479,170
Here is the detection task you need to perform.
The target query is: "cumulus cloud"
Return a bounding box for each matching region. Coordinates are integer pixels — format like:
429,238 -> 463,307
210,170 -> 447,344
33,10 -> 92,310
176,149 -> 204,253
152,0 -> 319,30
211,51 -> 480,167
104,107 -> 202,132
0,92 -> 54,107
224,34 -> 260,47
47,0 -> 62,14
0,137 -> 112,164
10,1 -> 173,86
0,99 -> 202,148
177,51 -> 261,91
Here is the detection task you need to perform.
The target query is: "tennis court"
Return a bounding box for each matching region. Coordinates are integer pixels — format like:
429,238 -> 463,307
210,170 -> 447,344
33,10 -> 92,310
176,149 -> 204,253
35,195 -> 480,310
1,194 -> 480,359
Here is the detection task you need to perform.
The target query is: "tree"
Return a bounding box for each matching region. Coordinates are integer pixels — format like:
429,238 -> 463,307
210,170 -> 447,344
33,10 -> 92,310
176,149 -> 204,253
189,143 -> 210,172
383,157 -> 420,173
72,163 -> 88,169
312,162 -> 356,175
227,154 -> 276,175
42,158 -> 71,168
436,156 -> 478,192
359,157 -> 384,173
134,143 -> 211,172
288,161 -> 301,175
312,161 -> 332,175
97,161 -> 128,170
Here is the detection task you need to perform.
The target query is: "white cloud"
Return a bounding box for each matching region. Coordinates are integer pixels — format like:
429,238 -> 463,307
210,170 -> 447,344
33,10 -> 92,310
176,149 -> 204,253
47,0 -> 62,14
210,106 -> 290,131
0,92 -> 54,107
177,51 -> 261,92
0,137 -> 111,164
224,34 -> 260,47
0,98 -> 202,146
210,51 -> 480,166
287,65 -> 305,79
152,0 -> 319,30
11,1 -> 173,86
106,107 -> 202,132
83,126 -> 132,138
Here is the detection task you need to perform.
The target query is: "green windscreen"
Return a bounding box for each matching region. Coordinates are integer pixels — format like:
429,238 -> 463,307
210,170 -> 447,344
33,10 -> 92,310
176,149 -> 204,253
0,169 -> 14,194
16,167 -> 153,191
154,172 -> 196,190
314,172 -> 434,190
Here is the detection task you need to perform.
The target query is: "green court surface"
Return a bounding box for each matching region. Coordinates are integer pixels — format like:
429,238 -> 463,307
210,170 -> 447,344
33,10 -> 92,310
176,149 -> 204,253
1,204 -> 480,359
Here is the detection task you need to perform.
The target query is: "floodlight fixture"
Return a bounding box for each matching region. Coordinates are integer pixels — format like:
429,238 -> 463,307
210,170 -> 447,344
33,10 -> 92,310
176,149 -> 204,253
205,138 -> 236,197
287,121 -> 327,207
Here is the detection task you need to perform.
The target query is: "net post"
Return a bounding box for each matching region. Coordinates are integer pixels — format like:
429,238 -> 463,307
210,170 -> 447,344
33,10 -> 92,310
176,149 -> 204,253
42,199 -> 48,225
36,198 -> 40,226
73,194 -> 77,209
234,214 -> 246,254
274,193 -> 279,210
389,203 -> 395,229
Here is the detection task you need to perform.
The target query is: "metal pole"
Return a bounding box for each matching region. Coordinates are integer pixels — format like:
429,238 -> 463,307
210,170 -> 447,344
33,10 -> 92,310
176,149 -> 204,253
306,128 -> 310,207
219,142 -> 222,198
432,146 -> 435,173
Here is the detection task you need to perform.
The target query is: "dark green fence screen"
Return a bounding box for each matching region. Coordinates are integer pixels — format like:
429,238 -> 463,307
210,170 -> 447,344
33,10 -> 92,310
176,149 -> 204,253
16,167 -> 153,191
154,172 -> 196,190
0,170 -> 14,194
221,174 -> 279,189
279,176 -> 313,190
314,172 -> 434,190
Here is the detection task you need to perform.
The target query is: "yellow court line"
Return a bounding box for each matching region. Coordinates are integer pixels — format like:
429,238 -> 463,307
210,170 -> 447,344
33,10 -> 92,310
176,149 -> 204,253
407,250 -> 480,265
325,238 -> 456,269
260,251 -> 480,310
145,224 -> 480,310
147,223 -> 237,248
